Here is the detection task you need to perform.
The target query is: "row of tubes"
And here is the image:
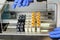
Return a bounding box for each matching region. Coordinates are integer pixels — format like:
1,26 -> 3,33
25,12 -> 50,33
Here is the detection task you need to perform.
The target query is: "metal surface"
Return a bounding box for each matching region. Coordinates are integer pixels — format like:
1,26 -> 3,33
0,1 -> 58,40
0,32 -> 49,36
1,3 -> 56,34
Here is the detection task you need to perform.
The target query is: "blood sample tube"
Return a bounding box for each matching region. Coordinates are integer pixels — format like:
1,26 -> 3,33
31,12 -> 35,32
36,12 -> 41,32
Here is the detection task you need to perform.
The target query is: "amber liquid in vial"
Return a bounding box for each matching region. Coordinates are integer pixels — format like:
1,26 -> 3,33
36,12 -> 41,32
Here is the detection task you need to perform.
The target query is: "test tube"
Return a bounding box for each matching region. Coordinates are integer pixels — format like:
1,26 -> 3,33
36,12 -> 41,32
25,18 -> 28,33
25,25 -> 29,33
31,12 -> 35,32
28,25 -> 32,33
28,20 -> 32,33
25,15 -> 32,32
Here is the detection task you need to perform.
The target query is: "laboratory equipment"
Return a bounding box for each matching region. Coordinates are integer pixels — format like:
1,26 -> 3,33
0,0 -> 56,34
0,0 -> 6,33
0,0 -> 59,40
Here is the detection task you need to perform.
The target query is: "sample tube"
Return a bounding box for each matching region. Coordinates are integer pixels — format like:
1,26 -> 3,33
31,12 -> 35,32
36,12 -> 41,32
25,15 -> 30,33
25,25 -> 29,33
28,20 -> 32,33
28,25 -> 32,33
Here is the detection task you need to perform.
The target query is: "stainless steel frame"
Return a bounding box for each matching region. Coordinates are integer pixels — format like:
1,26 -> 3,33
0,1 -> 59,40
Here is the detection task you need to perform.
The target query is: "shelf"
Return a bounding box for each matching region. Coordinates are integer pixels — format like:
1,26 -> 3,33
0,32 -> 49,36
2,19 -> 17,23
2,19 -> 54,23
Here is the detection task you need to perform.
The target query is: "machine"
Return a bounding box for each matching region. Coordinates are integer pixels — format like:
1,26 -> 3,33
0,0 -> 60,40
